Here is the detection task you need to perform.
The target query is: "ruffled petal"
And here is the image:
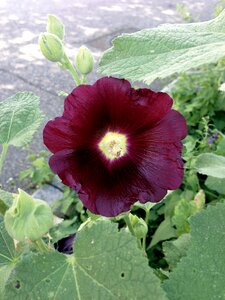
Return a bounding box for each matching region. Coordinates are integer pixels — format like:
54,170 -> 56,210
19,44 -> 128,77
147,110 -> 188,142
43,117 -> 78,154
131,89 -> 173,126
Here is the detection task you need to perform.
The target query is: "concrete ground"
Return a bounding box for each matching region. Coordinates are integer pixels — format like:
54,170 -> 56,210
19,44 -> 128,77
0,0 -> 219,191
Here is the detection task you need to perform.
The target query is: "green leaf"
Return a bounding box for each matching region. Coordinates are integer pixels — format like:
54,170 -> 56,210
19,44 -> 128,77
205,176 -> 225,195
49,216 -> 79,243
172,199 -> 196,235
132,200 -> 157,212
0,189 -> 13,215
150,217 -> 176,248
99,10 -> 225,84
0,92 -> 44,147
0,222 -> 17,298
195,153 -> 225,178
5,220 -> 167,299
163,203 -> 225,299
163,234 -> 191,270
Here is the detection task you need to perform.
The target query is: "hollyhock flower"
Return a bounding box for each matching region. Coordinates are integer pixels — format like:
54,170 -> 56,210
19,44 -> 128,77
44,77 -> 187,217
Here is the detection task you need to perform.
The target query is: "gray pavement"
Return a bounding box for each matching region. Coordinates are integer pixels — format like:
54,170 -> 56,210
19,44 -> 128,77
0,0 -> 219,191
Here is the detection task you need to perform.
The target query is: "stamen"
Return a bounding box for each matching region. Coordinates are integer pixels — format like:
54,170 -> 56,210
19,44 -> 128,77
98,132 -> 127,160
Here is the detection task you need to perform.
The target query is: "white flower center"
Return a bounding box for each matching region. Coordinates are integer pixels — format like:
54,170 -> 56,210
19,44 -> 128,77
98,132 -> 127,160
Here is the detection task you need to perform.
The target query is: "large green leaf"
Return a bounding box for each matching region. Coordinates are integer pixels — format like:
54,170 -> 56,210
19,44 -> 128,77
0,222 -> 17,298
99,10 -> 225,84
5,220 -> 167,300
163,203 -> 225,299
194,153 -> 225,178
0,92 -> 44,147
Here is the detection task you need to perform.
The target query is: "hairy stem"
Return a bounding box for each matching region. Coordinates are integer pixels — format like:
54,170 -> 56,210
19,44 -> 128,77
123,214 -> 135,236
0,144 -> 9,176
33,239 -> 49,252
63,54 -> 81,86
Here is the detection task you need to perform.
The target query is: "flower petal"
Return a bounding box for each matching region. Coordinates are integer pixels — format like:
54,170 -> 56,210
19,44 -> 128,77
43,117 -> 78,154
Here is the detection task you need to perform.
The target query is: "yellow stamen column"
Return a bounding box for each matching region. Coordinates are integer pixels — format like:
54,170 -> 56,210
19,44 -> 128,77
98,132 -> 127,160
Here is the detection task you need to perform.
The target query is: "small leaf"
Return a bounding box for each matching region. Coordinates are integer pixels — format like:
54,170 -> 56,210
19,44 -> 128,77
99,10 -> 225,84
5,220 -> 167,299
163,203 -> 225,300
0,92 -> 44,147
163,234 -> 191,270
195,153 -> 225,178
150,217 -> 176,248
132,201 -> 156,211
172,198 -> 199,236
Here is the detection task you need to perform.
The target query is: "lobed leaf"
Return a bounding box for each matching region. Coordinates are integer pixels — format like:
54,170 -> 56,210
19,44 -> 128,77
5,219 -> 167,300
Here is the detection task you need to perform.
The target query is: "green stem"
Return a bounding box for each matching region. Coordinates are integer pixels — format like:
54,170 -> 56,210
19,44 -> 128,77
142,209 -> 150,251
124,214 -> 135,236
63,54 -> 81,86
137,238 -> 142,249
0,144 -> 8,175
33,239 -> 49,252
81,74 -> 87,84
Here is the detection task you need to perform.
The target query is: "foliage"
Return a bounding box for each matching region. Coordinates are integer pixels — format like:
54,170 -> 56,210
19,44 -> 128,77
171,63 -> 225,131
0,221 -> 19,299
0,92 -> 44,147
163,203 -> 225,300
19,150 -> 54,188
194,153 -> 225,178
4,220 -> 167,300
163,233 -> 191,270
99,11 -> 225,84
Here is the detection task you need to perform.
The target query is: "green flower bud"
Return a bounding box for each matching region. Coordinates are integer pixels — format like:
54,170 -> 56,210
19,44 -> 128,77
47,14 -> 65,40
4,189 -> 53,241
39,32 -> 64,62
75,46 -> 94,75
129,214 -> 148,239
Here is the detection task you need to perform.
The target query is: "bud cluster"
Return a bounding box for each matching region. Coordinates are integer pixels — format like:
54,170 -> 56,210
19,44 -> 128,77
39,15 -> 94,83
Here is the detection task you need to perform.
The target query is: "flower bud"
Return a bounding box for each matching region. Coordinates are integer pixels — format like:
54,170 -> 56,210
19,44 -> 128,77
129,214 -> 148,239
75,46 -> 94,75
194,189 -> 205,210
39,32 -> 64,62
4,189 -> 53,241
47,14 -> 65,40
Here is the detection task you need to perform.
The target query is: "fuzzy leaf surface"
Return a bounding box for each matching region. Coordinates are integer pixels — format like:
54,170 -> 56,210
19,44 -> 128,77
99,11 -> 225,84
0,222 -> 17,298
163,203 -> 225,300
195,153 -> 225,178
0,92 -> 44,147
5,220 -> 167,300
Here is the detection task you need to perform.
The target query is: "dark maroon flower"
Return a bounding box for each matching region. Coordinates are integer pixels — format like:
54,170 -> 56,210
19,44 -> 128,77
43,77 -> 187,217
